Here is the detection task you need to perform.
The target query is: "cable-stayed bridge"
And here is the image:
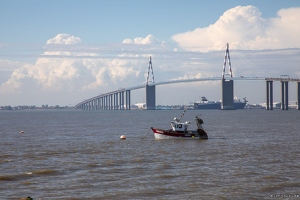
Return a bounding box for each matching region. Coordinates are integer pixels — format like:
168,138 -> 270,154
75,44 -> 300,110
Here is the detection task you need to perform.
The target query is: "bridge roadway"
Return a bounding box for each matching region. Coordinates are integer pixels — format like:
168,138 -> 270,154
74,76 -> 300,110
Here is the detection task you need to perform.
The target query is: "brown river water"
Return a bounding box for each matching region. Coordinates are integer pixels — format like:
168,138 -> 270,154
0,109 -> 299,199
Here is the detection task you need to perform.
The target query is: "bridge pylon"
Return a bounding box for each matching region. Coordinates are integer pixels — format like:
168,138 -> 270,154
146,56 -> 156,110
221,43 -> 234,110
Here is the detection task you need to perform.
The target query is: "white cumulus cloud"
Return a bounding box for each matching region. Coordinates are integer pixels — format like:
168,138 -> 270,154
46,33 -> 82,45
122,34 -> 165,45
172,6 -> 300,51
0,34 -> 144,101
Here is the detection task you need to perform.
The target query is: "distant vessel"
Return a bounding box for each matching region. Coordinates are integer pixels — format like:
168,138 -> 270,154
194,96 -> 247,110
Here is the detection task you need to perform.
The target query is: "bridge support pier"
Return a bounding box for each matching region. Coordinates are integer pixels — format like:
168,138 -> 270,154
126,90 -> 131,110
118,93 -> 121,110
281,81 -> 289,110
119,91 -> 123,110
107,95 -> 110,110
110,94 -> 113,110
114,93 -> 118,110
297,82 -> 300,110
266,81 -> 273,110
146,85 -> 156,110
221,79 -> 234,110
105,96 -> 108,110
91,100 -> 94,110
99,98 -> 102,110
93,99 -> 97,110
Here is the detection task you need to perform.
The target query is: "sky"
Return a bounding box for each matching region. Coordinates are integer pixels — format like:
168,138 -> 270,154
1,0 -> 300,107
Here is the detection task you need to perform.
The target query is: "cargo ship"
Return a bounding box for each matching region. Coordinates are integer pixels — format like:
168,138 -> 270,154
194,96 -> 247,110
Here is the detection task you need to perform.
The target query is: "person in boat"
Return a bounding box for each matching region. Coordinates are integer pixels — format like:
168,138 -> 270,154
195,115 -> 204,130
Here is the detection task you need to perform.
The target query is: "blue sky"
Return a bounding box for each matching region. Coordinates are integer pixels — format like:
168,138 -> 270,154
1,0 -> 300,106
1,0 -> 299,44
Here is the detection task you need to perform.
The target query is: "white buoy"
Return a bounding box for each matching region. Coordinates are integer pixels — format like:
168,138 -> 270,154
120,135 -> 126,140
20,131 -> 24,134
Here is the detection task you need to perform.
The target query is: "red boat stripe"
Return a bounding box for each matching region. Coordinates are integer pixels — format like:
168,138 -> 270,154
152,128 -> 196,137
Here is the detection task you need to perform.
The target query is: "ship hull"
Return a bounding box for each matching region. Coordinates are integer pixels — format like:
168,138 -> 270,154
194,102 -> 246,109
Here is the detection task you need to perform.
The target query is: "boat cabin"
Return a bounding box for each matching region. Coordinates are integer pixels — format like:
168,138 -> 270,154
171,117 -> 191,132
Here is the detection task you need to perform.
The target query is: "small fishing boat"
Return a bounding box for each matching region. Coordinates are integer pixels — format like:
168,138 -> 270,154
151,109 -> 208,140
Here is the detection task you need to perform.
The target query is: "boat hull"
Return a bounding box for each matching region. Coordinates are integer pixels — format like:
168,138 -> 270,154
151,127 -> 208,140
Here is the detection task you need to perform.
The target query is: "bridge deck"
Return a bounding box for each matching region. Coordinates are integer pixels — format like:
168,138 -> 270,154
75,76 -> 300,109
